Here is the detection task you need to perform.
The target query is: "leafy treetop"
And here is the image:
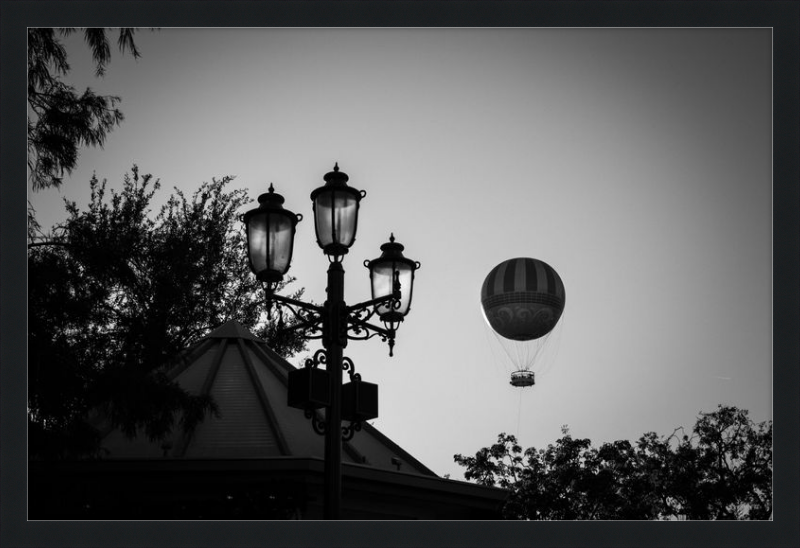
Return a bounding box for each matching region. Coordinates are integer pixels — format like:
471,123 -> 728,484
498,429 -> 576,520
28,166 -> 309,460
454,405 -> 772,520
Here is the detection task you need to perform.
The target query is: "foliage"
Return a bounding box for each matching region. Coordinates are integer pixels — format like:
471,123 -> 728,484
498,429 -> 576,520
28,167 -> 309,459
454,405 -> 772,520
27,28 -> 142,191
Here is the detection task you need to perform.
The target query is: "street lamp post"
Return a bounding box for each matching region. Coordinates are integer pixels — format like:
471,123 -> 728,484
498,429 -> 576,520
242,164 -> 420,520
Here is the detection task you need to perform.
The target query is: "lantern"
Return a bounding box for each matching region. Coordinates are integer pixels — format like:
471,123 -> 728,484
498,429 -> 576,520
310,163 -> 366,260
242,184 -> 302,289
364,234 -> 420,330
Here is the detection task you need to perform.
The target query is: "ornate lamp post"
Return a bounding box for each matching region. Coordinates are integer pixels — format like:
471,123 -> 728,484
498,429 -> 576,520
242,163 -> 420,520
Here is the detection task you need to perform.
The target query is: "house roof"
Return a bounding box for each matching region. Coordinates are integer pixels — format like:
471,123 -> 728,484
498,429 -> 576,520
98,320 -> 437,477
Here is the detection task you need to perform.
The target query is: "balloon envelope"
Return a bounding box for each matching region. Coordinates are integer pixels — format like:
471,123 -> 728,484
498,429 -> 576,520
481,257 -> 566,341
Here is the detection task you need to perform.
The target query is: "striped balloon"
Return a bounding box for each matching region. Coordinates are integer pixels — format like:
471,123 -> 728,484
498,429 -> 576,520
481,258 -> 565,341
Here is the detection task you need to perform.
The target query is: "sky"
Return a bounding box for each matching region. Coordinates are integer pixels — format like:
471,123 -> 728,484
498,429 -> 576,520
27,28 -> 773,480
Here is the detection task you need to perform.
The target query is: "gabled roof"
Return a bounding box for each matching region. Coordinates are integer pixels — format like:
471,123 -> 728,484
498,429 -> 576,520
98,320 -> 437,477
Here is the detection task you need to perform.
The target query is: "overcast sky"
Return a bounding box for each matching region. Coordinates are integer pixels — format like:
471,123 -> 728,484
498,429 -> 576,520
28,28 -> 772,479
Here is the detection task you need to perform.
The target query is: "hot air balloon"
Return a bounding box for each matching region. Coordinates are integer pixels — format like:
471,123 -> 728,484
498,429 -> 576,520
480,257 -> 566,387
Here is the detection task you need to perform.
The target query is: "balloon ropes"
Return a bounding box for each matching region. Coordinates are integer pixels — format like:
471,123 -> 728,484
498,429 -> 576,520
480,257 -> 566,388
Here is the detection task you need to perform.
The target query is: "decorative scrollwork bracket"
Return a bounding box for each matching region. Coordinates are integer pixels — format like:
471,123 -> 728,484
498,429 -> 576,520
342,356 -> 359,382
304,408 -> 327,436
342,421 -> 362,442
341,356 -> 365,441
305,348 -> 327,370
344,296 -> 399,356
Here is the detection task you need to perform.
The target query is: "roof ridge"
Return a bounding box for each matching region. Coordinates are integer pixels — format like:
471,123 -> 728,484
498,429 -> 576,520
204,319 -> 262,341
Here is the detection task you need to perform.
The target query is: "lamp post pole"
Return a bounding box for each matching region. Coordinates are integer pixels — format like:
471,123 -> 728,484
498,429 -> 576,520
242,164 -> 420,520
323,261 -> 345,520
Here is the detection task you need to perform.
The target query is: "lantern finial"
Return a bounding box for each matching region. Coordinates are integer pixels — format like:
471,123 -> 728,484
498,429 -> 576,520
389,233 -> 395,243
333,162 -> 339,172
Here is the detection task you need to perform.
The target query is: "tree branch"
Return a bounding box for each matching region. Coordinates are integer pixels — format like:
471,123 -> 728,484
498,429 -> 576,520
28,240 -> 72,249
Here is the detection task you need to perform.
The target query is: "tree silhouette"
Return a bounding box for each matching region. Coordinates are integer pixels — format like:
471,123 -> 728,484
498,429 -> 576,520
27,28 -> 143,192
454,405 -> 772,520
28,167 -> 309,460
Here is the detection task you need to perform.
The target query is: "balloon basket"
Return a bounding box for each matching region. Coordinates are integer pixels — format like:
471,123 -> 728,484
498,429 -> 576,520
510,370 -> 535,387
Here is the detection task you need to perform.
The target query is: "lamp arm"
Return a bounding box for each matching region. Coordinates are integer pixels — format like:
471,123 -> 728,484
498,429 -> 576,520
345,292 -> 398,316
346,315 -> 397,356
346,271 -> 402,315
346,327 -> 387,342
267,293 -> 324,314
347,317 -> 395,357
278,317 -> 324,339
347,316 -> 394,339
265,293 -> 325,339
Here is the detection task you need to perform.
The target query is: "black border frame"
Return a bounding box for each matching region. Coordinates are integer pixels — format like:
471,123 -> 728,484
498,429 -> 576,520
3,1 -> 798,547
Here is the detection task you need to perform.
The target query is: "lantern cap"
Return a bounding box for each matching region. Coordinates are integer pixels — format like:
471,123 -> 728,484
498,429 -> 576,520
311,163 -> 365,200
323,162 -> 349,185
244,183 -> 301,225
369,234 -> 420,270
376,234 -> 409,264
257,183 -> 286,207
380,233 -> 404,254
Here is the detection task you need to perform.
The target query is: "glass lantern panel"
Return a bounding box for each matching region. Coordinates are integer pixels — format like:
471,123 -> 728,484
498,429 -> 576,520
248,212 -> 294,275
267,214 -> 295,273
247,213 -> 268,274
315,190 -> 359,249
374,262 -> 414,317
